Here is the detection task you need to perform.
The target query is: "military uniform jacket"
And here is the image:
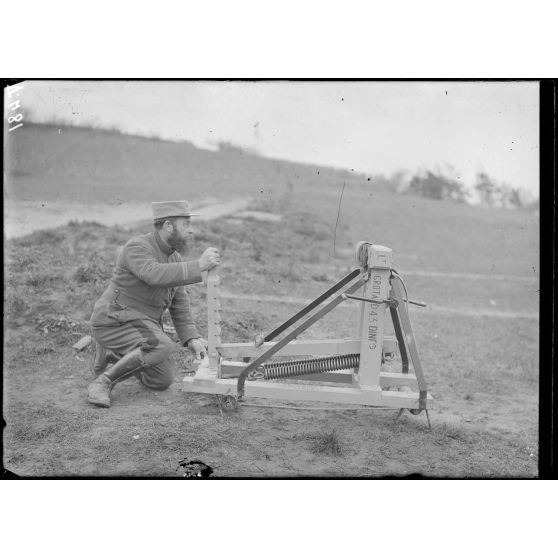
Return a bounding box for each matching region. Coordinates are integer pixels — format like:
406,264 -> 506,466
90,230 -> 202,345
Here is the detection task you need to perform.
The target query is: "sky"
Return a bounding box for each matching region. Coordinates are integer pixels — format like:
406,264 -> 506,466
13,80 -> 539,197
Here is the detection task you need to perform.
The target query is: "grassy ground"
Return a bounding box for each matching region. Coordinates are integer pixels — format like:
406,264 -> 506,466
3,183 -> 539,477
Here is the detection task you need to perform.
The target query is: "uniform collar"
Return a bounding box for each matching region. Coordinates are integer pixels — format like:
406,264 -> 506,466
154,230 -> 175,255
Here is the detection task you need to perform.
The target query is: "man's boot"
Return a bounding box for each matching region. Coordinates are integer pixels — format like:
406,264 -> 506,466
87,347 -> 145,408
92,341 -> 120,376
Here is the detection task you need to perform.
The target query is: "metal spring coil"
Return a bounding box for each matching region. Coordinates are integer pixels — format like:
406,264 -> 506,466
262,353 -> 360,380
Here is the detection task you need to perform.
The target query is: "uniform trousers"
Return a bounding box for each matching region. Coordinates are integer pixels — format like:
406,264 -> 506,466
91,316 -> 177,390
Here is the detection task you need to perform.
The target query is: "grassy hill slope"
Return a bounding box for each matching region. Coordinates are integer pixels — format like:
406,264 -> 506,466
5,123 -> 370,204
5,122 -> 539,278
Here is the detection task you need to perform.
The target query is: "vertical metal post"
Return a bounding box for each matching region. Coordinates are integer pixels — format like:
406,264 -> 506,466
357,245 -> 393,389
389,304 -> 409,374
390,275 -> 428,409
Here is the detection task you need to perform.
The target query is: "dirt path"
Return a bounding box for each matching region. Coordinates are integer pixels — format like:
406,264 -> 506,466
4,198 -> 253,239
303,261 -> 538,284
219,291 -> 538,320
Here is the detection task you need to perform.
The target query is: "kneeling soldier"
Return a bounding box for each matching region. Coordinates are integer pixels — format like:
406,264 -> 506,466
87,200 -> 220,407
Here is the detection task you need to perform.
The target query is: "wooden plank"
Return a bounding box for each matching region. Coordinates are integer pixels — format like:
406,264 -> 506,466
380,372 -> 418,388
382,390 -> 433,403
183,376 -> 423,408
218,336 -> 396,359
184,376 -> 383,404
219,338 -> 361,358
206,268 -> 222,371
220,361 -> 248,378
358,246 -> 393,389
192,356 -> 218,386
221,364 -> 419,390
290,372 -> 419,389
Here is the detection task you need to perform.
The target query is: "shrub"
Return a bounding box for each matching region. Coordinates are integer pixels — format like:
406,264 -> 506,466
73,254 -> 112,284
4,292 -> 28,320
407,171 -> 466,202
287,212 -> 331,242
474,172 -> 524,208
24,271 -> 53,288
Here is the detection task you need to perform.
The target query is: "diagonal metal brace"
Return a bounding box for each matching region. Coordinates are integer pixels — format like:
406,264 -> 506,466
343,293 -> 427,308
259,268 -> 361,345
237,275 -> 367,399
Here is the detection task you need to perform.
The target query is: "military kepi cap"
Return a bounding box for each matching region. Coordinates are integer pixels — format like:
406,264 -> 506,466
151,200 -> 200,220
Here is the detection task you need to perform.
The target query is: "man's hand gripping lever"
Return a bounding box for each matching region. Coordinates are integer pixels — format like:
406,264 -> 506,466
199,247 -> 221,272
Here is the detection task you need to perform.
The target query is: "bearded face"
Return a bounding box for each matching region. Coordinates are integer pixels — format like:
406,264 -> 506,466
167,226 -> 189,254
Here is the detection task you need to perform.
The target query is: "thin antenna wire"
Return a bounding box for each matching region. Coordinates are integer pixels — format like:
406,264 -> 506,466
333,180 -> 346,256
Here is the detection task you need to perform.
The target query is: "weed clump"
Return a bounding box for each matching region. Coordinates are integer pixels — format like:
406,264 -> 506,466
36,314 -> 84,345
311,272 -> 330,283
4,292 -> 28,318
433,422 -> 470,442
73,256 -> 112,284
172,348 -> 197,373
24,271 -> 55,289
287,212 -> 331,242
68,220 -> 106,229
74,264 -> 98,283
107,229 -> 129,245
277,260 -> 302,282
16,229 -> 66,247
303,428 -> 344,457
251,237 -> 264,262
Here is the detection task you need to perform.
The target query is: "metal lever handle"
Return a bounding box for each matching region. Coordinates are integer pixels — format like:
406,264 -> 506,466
405,299 -> 427,308
341,293 -> 427,308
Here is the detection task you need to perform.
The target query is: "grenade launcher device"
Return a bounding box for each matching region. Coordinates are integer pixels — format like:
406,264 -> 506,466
183,242 -> 432,423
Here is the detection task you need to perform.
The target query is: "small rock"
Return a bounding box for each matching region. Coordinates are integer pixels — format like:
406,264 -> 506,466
133,435 -> 139,440
73,335 -> 92,351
